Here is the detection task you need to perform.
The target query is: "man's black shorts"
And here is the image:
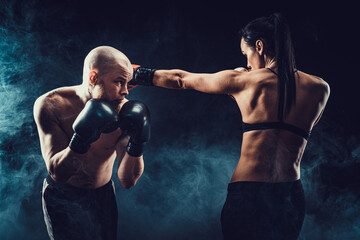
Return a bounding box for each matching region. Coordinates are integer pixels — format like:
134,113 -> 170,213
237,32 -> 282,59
42,175 -> 118,240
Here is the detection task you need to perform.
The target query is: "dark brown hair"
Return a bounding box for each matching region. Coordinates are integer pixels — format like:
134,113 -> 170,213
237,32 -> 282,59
240,13 -> 296,120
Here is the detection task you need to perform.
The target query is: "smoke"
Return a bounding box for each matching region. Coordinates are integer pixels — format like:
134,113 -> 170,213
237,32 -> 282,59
114,90 -> 241,239
298,122 -> 360,240
114,134 -> 237,240
0,1 -> 82,239
0,4 -> 46,240
0,1 -> 359,240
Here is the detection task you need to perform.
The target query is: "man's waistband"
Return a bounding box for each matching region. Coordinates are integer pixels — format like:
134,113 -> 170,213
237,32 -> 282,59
45,175 -> 113,194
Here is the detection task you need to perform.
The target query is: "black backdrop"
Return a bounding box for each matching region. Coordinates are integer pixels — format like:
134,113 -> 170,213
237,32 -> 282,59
0,1 -> 359,239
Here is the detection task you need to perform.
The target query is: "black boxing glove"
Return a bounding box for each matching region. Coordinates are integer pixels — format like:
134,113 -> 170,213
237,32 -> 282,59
128,65 -> 157,87
118,100 -> 151,157
69,99 -> 119,154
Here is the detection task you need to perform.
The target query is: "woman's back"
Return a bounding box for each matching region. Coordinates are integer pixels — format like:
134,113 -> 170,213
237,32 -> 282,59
231,68 -> 330,182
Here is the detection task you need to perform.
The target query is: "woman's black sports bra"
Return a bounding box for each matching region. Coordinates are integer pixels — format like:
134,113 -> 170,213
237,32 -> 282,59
241,68 -> 311,140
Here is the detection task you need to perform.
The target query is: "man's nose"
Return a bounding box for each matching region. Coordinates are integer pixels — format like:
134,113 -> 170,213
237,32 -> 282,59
121,85 -> 129,95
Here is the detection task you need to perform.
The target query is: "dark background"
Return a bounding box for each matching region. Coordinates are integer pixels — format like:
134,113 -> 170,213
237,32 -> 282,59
0,0 -> 359,239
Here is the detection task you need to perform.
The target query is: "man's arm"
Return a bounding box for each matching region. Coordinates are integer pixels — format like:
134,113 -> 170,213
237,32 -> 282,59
115,100 -> 150,189
33,96 -> 84,183
146,69 -> 246,94
116,135 -> 144,189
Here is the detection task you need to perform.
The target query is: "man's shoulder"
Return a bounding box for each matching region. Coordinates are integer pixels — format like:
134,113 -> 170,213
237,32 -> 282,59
33,86 -> 79,121
38,85 -> 80,103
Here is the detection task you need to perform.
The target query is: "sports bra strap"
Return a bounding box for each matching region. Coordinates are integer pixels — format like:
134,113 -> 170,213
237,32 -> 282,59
242,121 -> 311,140
267,67 -> 278,75
241,68 -> 310,139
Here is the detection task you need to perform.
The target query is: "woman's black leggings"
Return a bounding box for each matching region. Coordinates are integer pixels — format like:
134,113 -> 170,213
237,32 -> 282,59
221,180 -> 305,240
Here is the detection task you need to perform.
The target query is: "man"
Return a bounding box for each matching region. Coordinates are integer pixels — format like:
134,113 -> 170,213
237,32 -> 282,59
33,46 -> 150,239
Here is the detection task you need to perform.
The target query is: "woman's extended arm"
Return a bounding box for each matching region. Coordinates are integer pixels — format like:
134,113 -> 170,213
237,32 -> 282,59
154,69 -> 246,94
129,66 -> 246,95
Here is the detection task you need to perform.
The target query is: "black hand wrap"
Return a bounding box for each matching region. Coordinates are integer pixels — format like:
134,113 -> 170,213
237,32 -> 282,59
69,133 -> 93,154
129,67 -> 157,86
118,100 -> 151,157
126,140 -> 145,158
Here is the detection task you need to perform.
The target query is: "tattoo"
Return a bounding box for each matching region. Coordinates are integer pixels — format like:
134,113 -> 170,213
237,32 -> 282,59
47,90 -> 58,97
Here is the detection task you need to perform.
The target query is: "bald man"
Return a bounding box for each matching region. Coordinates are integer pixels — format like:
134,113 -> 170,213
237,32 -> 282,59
33,46 -> 150,240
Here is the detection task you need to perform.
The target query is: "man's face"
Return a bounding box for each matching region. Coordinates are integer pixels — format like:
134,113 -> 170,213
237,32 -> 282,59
240,38 -> 265,71
94,65 -> 132,112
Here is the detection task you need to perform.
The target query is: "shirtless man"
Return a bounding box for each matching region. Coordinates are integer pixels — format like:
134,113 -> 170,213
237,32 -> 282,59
130,13 -> 329,240
33,46 -> 150,240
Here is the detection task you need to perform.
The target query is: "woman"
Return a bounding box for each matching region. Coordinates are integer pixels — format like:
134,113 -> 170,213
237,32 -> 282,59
130,13 -> 330,240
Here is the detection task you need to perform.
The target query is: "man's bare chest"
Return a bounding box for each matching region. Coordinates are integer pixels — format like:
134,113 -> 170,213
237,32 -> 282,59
56,109 -> 123,151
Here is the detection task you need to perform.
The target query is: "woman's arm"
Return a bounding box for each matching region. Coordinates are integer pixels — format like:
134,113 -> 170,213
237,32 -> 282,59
152,69 -> 245,94
129,66 -> 247,95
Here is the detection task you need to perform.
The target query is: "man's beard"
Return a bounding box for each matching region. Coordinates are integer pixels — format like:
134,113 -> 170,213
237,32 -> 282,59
90,85 -> 122,113
111,100 -> 122,113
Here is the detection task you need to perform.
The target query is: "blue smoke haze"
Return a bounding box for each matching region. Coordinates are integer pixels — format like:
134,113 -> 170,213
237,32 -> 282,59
0,1 -> 359,239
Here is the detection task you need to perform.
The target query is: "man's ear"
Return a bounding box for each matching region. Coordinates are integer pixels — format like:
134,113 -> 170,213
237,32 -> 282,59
89,71 -> 98,86
255,40 -> 264,56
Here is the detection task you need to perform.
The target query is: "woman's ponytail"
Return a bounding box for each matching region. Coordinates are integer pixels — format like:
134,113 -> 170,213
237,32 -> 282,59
271,13 -> 296,120
240,13 -> 297,120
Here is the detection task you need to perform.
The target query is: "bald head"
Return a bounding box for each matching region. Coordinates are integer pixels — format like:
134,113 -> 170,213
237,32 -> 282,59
82,46 -> 132,84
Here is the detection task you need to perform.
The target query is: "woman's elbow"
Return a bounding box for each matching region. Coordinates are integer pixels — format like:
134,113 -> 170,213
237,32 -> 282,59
162,70 -> 188,89
176,74 -> 187,89
168,72 -> 187,89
